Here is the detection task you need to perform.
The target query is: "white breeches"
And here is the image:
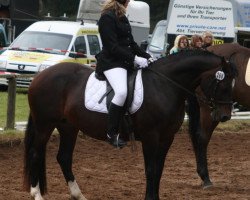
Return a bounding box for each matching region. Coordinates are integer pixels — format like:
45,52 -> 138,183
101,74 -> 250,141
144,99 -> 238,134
104,67 -> 127,106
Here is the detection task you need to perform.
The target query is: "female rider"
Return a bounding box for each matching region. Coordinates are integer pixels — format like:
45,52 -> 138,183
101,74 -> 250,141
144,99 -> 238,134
95,0 -> 152,148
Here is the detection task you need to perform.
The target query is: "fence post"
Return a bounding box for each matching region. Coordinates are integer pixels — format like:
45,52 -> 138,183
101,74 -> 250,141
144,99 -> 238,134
5,77 -> 16,130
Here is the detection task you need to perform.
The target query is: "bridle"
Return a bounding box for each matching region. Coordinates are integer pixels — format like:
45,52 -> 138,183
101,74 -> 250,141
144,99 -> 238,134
203,52 -> 238,108
198,77 -> 234,109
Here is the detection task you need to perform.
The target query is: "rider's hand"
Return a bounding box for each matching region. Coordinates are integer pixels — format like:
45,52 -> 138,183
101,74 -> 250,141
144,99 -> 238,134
148,57 -> 156,65
134,55 -> 148,68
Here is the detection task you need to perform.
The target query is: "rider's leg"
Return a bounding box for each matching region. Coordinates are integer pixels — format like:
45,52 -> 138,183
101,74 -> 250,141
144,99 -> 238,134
104,67 -> 127,148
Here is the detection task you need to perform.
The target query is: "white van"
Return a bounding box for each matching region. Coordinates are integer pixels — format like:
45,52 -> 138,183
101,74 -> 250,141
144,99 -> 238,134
0,20 -> 102,87
126,0 -> 150,45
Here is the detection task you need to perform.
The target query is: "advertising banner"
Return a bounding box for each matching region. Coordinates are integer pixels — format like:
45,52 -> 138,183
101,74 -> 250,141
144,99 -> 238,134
167,0 -> 235,38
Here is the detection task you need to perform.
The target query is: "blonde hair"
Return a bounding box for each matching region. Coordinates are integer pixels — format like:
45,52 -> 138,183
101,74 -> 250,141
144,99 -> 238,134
102,0 -> 126,18
171,35 -> 189,50
202,31 -> 214,40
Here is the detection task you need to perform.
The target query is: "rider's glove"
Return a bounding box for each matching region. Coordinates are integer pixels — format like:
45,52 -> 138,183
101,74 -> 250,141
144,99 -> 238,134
134,55 -> 148,68
147,57 -> 156,65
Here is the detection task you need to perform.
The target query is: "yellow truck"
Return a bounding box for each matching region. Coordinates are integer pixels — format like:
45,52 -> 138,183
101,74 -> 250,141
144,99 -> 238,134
0,20 -> 102,87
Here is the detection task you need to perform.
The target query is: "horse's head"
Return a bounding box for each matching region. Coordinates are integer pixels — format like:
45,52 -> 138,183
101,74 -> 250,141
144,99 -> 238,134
198,57 -> 238,122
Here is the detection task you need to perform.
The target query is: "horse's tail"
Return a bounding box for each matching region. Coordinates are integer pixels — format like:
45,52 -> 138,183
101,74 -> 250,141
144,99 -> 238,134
23,113 -> 47,194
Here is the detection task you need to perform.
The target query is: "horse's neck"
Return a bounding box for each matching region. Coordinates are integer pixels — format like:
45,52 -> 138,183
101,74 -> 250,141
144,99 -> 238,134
158,59 -> 214,91
143,62 -> 205,105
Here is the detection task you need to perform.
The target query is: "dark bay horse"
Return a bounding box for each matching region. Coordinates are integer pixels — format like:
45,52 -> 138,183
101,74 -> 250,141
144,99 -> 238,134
23,50 -> 237,200
187,43 -> 250,188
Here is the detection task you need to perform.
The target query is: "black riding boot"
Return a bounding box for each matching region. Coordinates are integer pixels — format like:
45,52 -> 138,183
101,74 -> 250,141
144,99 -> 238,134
107,102 -> 127,148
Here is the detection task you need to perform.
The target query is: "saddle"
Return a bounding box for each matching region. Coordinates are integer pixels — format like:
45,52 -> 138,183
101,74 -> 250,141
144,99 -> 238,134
96,69 -> 138,150
96,69 -> 138,111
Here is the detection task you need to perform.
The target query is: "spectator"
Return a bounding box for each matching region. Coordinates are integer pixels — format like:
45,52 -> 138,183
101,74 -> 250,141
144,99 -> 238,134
202,31 -> 214,49
169,35 -> 189,54
190,34 -> 203,50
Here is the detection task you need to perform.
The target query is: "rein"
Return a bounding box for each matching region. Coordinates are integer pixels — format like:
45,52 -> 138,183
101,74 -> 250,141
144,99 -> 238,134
146,66 -> 233,108
146,67 -> 196,97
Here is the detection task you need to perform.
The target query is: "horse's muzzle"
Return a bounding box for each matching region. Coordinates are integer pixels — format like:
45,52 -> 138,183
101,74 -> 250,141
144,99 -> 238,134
211,106 -> 232,122
220,115 -> 231,122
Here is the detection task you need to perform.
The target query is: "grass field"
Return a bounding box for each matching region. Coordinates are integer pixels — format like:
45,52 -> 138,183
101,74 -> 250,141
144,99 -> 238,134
0,88 -> 29,129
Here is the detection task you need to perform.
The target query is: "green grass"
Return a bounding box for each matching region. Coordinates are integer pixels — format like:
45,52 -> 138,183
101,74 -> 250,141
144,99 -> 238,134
0,88 -> 29,129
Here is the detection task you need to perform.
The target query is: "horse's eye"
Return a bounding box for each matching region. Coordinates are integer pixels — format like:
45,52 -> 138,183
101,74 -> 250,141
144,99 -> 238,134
232,79 -> 235,88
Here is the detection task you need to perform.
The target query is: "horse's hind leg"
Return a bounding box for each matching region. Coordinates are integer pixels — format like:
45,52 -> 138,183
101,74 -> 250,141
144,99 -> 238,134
56,122 -> 87,200
24,115 -> 55,200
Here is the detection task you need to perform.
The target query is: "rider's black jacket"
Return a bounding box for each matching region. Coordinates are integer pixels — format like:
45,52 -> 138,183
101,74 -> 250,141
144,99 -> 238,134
95,9 -> 150,76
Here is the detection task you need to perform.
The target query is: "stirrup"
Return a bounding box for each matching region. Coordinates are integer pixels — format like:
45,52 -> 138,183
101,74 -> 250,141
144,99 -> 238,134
107,134 -> 127,148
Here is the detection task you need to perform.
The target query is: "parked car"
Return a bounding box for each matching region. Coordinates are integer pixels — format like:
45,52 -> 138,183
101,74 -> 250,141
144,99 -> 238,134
0,20 -> 102,87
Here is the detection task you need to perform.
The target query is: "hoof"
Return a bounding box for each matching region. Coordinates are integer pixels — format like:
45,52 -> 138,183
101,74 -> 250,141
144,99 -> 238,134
203,181 -> 213,189
70,194 -> 88,200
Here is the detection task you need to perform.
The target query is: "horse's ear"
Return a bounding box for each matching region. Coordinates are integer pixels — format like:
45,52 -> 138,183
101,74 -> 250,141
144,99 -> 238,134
221,56 -> 232,76
229,52 -> 238,76
221,55 -> 238,77
221,57 -> 229,71
222,56 -> 229,63
229,52 -> 237,62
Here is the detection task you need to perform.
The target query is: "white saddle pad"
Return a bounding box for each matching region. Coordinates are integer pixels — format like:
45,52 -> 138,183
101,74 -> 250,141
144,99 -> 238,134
245,58 -> 250,86
85,70 -> 143,114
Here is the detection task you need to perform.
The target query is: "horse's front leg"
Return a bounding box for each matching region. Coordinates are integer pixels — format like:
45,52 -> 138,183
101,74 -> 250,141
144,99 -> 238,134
199,108 -> 219,188
142,133 -> 174,200
30,184 -> 44,200
56,123 -> 87,200
189,103 -> 218,188
68,180 -> 87,200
